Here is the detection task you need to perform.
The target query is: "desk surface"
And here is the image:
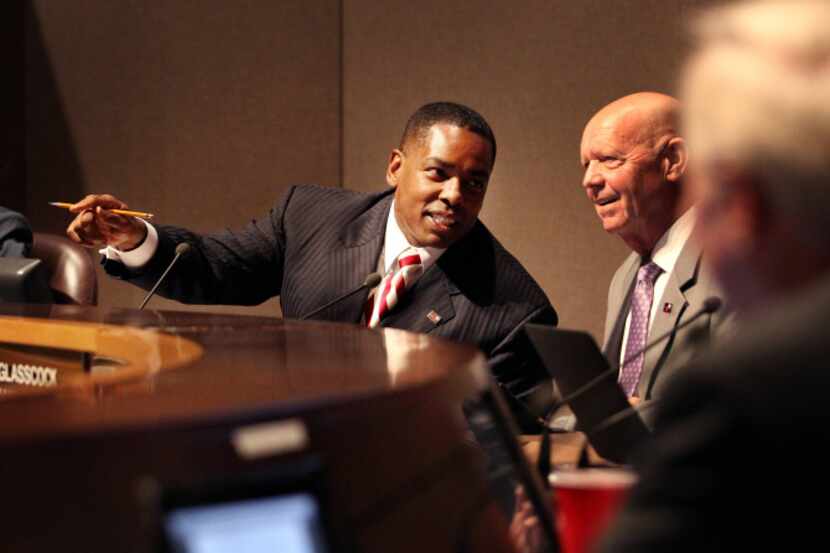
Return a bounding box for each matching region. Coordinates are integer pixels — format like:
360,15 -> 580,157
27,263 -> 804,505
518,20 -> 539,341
0,304 -> 515,553
0,303 -> 483,441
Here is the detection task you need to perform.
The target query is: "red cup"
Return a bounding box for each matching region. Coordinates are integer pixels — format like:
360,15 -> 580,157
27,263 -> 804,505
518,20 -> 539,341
549,468 -> 636,553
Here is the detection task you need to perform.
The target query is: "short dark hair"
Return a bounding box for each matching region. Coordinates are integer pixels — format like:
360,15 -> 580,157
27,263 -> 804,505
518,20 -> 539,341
399,102 -> 497,164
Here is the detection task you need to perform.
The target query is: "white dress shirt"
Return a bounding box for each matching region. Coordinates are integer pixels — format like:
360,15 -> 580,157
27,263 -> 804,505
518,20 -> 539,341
619,207 -> 697,366
364,201 -> 447,318
380,200 -> 445,277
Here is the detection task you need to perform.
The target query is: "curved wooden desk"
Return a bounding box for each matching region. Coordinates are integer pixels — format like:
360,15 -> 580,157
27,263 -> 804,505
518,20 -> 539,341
0,304 -> 515,553
0,314 -> 203,396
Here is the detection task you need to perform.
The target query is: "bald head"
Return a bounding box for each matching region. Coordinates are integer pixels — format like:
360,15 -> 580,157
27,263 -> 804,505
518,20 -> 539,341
579,92 -> 689,255
584,92 -> 681,152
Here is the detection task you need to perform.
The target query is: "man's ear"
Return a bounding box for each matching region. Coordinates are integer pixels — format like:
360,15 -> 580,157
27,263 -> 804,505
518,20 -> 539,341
662,137 -> 688,183
386,149 -> 404,188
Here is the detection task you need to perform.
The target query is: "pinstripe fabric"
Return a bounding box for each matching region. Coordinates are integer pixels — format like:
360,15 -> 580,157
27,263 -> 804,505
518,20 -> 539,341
108,185 -> 558,405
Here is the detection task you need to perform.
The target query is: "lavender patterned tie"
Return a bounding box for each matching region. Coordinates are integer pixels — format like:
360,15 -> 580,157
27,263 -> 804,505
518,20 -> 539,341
619,261 -> 663,396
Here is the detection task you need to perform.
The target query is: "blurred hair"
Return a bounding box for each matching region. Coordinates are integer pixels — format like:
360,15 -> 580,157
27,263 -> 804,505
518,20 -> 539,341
682,0 -> 830,245
399,102 -> 496,165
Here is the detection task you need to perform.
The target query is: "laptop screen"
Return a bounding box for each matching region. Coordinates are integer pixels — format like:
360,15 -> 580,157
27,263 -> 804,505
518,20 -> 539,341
158,458 -> 337,553
165,493 -> 329,553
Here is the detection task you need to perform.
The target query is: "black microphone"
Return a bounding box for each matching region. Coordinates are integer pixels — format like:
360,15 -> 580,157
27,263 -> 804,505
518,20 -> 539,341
544,296 -> 723,416
300,272 -> 382,320
138,242 -> 191,310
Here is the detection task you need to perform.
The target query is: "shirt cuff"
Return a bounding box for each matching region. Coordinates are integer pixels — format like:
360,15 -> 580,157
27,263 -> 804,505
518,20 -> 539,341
99,220 -> 158,269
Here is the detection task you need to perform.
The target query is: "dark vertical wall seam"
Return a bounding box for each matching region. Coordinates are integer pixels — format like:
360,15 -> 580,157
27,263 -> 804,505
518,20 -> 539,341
338,0 -> 344,188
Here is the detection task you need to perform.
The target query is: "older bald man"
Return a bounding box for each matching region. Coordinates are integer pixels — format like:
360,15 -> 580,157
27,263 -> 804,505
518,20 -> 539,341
580,92 -> 732,420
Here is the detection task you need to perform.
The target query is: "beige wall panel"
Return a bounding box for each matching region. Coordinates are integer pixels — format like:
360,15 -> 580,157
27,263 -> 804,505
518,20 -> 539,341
26,0 -> 340,316
343,0 -> 707,339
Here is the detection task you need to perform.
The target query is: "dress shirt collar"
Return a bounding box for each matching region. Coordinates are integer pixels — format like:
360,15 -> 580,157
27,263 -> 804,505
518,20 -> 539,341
649,206 -> 697,274
384,200 -> 446,274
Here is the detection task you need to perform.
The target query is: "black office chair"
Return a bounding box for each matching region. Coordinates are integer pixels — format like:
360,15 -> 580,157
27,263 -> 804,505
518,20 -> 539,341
30,232 -> 98,305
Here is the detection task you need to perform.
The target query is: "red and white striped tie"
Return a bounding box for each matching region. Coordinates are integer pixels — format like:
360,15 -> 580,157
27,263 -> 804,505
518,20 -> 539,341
367,248 -> 423,329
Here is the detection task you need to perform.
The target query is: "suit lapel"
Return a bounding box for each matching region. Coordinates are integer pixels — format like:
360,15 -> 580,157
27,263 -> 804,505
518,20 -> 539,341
638,239 -> 702,397
379,220 -> 497,335
380,261 -> 456,334
319,194 -> 391,323
603,254 -> 640,370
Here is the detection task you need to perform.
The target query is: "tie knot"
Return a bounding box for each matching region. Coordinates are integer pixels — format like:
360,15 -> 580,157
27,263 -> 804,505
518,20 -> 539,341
397,248 -> 422,269
638,261 -> 662,284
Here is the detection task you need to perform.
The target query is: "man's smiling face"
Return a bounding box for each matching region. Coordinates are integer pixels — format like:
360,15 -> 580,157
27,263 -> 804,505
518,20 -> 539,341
580,105 -> 676,252
387,123 -> 493,249
579,110 -> 668,242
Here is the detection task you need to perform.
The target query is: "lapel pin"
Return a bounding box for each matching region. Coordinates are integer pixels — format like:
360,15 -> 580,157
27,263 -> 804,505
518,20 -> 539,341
426,310 -> 442,325
662,302 -> 673,314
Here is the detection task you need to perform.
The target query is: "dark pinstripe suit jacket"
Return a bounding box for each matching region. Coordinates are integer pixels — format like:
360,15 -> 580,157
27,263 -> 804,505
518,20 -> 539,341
110,185 -> 558,408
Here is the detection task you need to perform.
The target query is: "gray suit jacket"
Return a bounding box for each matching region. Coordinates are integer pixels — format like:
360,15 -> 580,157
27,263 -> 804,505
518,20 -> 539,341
104,185 -> 558,419
603,238 -> 732,403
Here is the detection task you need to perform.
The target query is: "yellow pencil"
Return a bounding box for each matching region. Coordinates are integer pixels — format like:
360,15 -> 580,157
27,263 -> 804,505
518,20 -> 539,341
49,202 -> 154,219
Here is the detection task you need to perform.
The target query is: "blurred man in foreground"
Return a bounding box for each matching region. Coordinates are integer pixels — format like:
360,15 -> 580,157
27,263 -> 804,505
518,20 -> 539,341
597,1 -> 830,550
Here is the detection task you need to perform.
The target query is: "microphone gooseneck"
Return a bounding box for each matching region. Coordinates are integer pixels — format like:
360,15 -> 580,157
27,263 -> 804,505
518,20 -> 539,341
138,242 -> 191,310
300,272 -> 382,320
588,399 -> 662,439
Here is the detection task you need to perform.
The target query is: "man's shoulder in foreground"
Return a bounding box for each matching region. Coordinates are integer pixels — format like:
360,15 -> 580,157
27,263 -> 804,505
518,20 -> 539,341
672,275 -> 830,421
597,276 -> 830,553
